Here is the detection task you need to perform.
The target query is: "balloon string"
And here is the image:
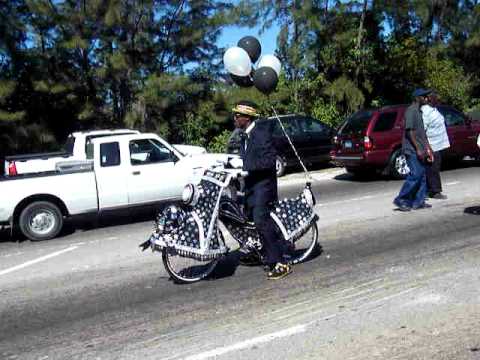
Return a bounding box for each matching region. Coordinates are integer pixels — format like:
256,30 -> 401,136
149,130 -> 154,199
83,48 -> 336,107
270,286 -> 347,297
270,106 -> 313,183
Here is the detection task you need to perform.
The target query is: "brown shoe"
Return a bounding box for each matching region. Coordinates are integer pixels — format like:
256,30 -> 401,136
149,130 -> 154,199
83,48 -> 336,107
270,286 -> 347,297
267,263 -> 292,280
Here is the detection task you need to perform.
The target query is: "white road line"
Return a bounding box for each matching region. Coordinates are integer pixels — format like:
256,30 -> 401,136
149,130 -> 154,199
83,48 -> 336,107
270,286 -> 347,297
0,246 -> 78,276
182,325 -> 306,360
445,181 -> 460,186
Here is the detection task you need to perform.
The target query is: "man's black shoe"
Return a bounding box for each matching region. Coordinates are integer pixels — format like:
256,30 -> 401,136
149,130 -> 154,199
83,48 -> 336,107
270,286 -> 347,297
239,252 -> 262,266
412,202 -> 432,210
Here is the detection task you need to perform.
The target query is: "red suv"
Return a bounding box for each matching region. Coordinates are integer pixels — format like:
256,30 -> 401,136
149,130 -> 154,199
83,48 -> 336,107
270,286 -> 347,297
331,104 -> 480,178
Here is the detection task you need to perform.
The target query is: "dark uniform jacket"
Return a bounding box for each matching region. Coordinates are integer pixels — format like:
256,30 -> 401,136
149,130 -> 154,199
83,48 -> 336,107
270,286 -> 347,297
240,119 -> 278,207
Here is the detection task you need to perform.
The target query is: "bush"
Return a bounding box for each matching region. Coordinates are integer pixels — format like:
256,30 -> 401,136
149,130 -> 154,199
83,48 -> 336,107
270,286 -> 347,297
425,56 -> 474,111
311,100 -> 342,128
207,130 -> 231,153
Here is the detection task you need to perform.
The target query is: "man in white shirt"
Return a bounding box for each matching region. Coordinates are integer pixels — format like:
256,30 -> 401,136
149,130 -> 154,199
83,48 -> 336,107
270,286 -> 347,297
421,93 -> 450,199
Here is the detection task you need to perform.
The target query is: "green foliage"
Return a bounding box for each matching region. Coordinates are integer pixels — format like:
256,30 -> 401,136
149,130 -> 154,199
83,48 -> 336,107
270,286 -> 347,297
207,129 -> 231,153
1,0 -> 480,160
311,100 -> 342,128
323,77 -> 365,115
424,56 -> 474,111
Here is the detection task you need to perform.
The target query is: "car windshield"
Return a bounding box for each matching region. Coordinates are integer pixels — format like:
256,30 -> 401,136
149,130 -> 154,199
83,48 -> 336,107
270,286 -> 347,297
339,111 -> 373,134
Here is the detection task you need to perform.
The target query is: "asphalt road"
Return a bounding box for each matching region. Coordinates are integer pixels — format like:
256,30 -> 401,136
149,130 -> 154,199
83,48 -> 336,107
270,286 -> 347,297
1,164 -> 480,360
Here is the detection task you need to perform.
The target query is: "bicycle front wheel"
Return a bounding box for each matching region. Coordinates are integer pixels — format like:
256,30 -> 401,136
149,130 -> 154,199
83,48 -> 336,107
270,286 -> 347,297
288,222 -> 319,265
162,249 -> 219,284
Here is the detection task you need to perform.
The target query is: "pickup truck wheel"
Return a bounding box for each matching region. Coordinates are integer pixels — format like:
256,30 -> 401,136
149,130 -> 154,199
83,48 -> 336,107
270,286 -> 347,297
389,149 -> 410,179
19,201 -> 63,241
276,156 -> 287,177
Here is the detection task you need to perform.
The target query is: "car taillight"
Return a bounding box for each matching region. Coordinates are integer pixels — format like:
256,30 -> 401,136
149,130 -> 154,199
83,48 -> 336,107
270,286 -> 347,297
8,161 -> 17,176
364,136 -> 373,150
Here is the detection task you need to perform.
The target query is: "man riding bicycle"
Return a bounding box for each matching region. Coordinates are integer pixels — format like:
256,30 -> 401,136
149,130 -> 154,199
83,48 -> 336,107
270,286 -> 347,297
231,100 -> 292,280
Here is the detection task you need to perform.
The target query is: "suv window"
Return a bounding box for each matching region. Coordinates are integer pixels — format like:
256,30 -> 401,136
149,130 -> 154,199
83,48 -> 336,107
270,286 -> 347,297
298,117 -> 328,134
439,107 -> 464,127
100,142 -> 120,167
272,117 -> 300,137
129,139 -> 176,165
373,112 -> 397,132
340,111 -> 373,134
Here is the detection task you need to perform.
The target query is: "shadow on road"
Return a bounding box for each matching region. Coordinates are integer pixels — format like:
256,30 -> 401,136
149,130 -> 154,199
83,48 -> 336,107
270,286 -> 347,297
0,206 -> 163,243
206,244 -> 324,282
334,171 -> 389,183
333,158 -> 479,183
464,206 -> 480,215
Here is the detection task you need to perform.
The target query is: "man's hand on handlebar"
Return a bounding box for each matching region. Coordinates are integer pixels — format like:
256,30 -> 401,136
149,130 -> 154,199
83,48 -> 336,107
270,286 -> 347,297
226,157 -> 243,169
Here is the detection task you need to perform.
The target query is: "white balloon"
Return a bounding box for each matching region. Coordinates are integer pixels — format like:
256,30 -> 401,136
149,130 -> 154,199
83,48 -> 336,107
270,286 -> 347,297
223,47 -> 252,77
257,54 -> 281,76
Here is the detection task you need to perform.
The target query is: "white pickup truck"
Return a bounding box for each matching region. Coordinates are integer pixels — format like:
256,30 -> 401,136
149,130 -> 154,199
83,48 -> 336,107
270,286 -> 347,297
3,129 -> 207,176
0,133 -> 230,241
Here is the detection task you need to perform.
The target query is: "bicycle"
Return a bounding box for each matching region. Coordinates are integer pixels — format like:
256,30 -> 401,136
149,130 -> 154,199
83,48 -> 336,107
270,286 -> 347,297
140,166 -> 319,284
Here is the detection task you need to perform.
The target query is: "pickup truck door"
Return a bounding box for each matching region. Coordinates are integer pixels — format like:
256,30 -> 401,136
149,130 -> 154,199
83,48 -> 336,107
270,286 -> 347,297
93,141 -> 129,209
126,138 -> 183,204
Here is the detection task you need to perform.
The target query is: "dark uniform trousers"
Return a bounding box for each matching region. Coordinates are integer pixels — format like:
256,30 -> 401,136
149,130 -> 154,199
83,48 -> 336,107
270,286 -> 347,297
240,120 -> 284,265
425,150 -> 442,194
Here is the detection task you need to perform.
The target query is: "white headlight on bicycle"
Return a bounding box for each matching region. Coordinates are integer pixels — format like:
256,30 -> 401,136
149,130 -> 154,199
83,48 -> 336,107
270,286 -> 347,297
182,184 -> 199,206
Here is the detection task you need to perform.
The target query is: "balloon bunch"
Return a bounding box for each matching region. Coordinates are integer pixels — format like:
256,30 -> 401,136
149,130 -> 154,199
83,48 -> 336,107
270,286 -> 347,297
223,36 -> 281,95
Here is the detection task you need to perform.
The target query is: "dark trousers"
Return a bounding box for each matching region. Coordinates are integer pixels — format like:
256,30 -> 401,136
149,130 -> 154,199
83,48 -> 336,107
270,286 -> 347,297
246,203 -> 283,265
394,154 -> 426,208
426,151 -> 442,194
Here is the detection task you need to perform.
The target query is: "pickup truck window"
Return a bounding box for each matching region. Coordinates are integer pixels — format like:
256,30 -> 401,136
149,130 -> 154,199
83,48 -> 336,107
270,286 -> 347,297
100,142 -> 121,167
86,132 -> 135,159
129,139 -> 175,165
64,136 -> 75,154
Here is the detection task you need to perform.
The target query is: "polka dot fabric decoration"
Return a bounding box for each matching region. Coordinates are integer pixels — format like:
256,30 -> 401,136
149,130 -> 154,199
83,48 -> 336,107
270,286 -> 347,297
270,189 -> 316,241
150,172 -> 229,261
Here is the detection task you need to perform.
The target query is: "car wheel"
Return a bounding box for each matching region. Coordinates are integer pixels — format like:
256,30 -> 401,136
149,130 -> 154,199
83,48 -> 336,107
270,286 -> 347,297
19,201 -> 63,241
389,149 -> 410,179
276,156 -> 287,177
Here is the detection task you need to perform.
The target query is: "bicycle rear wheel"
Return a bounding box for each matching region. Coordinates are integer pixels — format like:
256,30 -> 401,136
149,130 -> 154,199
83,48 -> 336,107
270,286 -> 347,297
162,249 -> 219,284
288,222 -> 319,265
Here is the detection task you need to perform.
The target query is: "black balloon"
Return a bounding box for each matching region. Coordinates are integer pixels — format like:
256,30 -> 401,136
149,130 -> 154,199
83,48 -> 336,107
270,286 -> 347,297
253,66 -> 278,95
230,73 -> 253,87
237,36 -> 261,63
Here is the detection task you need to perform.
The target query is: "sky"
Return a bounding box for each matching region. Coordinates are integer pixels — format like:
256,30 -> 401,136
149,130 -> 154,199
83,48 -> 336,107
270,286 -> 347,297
217,22 -> 281,60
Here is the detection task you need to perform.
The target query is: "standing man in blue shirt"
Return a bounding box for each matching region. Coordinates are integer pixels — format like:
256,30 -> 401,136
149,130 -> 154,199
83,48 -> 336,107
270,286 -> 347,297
394,89 -> 434,211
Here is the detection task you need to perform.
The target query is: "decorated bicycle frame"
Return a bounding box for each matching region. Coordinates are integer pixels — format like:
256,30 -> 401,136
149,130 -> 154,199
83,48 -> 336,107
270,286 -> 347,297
148,168 -> 317,260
